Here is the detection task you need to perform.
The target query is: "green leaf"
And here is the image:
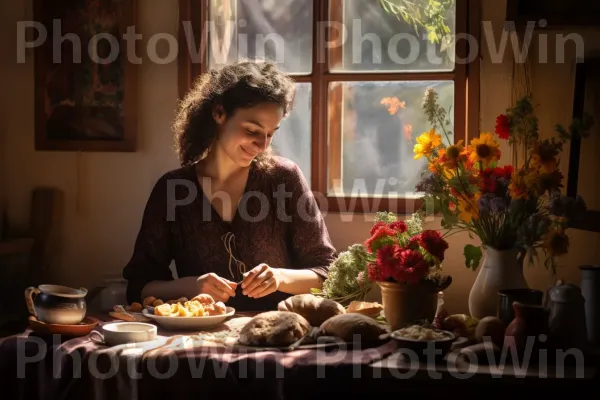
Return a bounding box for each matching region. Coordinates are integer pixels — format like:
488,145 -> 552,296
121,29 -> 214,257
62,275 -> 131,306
464,244 -> 483,271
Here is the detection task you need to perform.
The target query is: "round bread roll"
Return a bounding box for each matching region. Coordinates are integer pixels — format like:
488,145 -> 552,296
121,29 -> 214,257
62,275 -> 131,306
238,311 -> 311,346
277,294 -> 345,326
320,313 -> 388,343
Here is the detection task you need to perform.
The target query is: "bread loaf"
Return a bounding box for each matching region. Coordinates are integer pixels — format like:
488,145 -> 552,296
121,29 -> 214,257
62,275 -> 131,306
238,311 -> 311,346
320,313 -> 388,343
277,294 -> 345,326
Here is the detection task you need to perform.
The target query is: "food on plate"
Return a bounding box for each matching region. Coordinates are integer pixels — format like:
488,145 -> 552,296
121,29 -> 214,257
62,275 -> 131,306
127,302 -> 143,313
143,296 -> 157,307
346,301 -> 383,318
238,311 -> 311,346
442,314 -> 479,340
277,294 -> 345,326
319,313 -> 388,342
474,316 -> 505,347
151,293 -> 227,317
167,297 -> 188,305
393,325 -> 449,341
191,294 -> 215,306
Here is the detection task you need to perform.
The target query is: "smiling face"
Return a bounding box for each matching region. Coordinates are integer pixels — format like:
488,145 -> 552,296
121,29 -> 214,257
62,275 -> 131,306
213,102 -> 284,167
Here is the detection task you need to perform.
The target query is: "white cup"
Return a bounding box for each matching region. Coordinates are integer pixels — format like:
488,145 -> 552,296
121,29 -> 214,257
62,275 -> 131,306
90,322 -> 157,346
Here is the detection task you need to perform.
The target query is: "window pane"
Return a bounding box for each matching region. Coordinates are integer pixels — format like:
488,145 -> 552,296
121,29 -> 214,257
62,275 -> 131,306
328,80 -> 454,197
330,0 -> 456,72
271,83 -> 312,184
208,0 -> 313,74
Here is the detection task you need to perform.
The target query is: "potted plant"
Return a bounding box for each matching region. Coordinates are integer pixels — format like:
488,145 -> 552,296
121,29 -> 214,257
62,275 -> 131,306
363,211 -> 451,330
412,88 -> 592,318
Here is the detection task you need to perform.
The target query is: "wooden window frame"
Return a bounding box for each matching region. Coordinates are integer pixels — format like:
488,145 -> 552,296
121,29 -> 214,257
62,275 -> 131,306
178,0 -> 480,214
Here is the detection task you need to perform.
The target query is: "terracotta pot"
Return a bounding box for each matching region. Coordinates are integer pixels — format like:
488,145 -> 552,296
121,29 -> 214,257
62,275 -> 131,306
468,246 -> 529,319
378,281 -> 438,331
504,302 -> 550,358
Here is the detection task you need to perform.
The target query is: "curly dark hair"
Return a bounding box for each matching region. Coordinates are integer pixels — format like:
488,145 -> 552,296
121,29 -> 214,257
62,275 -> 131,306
172,60 -> 297,168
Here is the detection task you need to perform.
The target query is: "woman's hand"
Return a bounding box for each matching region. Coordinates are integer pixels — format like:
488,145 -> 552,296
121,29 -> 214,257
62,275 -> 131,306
241,263 -> 281,298
195,273 -> 237,302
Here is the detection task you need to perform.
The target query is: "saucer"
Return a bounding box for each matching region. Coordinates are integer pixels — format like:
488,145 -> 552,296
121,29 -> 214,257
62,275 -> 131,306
28,316 -> 100,337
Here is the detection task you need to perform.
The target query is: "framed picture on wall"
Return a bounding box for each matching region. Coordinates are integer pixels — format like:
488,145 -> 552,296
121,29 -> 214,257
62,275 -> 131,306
567,55 -> 600,233
33,0 -> 137,152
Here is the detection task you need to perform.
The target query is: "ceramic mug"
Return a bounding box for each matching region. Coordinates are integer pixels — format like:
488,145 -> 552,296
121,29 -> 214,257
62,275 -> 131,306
25,284 -> 88,325
90,322 -> 157,346
497,288 -> 543,327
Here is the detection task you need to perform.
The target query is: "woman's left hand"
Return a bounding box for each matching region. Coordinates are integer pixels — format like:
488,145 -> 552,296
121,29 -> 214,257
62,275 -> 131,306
241,263 -> 281,298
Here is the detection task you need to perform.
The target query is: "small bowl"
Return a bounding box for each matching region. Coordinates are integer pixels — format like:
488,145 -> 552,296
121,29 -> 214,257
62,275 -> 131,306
390,328 -> 456,361
90,322 -> 157,346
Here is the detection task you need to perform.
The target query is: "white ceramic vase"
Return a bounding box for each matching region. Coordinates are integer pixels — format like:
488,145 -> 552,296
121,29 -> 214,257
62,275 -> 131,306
468,246 -> 529,319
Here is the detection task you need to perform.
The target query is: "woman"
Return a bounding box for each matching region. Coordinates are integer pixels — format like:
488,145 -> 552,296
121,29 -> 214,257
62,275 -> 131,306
122,60 -> 337,312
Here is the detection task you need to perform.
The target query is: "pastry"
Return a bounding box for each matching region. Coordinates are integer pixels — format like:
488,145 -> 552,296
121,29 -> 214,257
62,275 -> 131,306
320,313 -> 388,343
346,301 -> 383,318
238,311 -> 311,346
277,294 -> 345,326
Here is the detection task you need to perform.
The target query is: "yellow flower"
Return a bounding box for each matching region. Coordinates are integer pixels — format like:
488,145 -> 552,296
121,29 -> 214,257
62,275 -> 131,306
467,133 -> 501,166
440,140 -> 465,170
457,193 -> 480,223
509,172 -> 529,200
414,129 -> 443,160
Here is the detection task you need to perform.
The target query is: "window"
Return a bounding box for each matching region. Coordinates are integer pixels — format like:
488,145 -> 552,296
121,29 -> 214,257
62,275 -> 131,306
179,0 -> 479,214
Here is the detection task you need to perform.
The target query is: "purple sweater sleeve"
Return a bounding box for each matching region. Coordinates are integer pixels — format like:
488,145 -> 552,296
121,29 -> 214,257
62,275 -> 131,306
284,163 -> 337,280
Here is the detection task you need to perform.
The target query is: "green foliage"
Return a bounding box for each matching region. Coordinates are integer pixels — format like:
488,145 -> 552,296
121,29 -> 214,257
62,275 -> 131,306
314,244 -> 373,304
464,244 -> 483,271
374,211 -> 398,224
406,211 -> 425,236
378,0 -> 454,45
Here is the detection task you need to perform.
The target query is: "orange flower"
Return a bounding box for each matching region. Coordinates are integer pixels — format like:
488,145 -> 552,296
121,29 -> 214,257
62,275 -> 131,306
381,97 -> 406,115
544,228 -> 570,256
530,141 -> 559,173
403,124 -> 413,140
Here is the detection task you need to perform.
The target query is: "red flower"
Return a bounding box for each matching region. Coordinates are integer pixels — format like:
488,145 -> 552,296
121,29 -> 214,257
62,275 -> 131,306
418,230 -> 449,261
367,262 -> 382,281
395,249 -> 430,284
365,225 -> 397,252
389,221 -> 407,233
495,114 -> 510,140
369,245 -> 431,284
370,221 -> 386,235
375,245 -> 401,281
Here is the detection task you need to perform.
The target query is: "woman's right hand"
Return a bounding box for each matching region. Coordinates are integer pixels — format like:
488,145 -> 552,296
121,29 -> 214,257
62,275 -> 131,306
194,273 -> 237,302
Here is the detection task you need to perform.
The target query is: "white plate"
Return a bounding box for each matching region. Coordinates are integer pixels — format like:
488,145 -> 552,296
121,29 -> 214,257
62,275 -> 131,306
142,307 -> 235,331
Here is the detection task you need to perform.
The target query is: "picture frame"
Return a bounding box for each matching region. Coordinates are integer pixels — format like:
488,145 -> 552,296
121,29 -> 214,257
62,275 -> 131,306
33,0 -> 137,152
567,56 -> 600,233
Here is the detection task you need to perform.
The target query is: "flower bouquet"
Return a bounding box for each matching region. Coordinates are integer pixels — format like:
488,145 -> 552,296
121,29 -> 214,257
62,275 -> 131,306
415,89 -> 591,271
413,88 -> 592,317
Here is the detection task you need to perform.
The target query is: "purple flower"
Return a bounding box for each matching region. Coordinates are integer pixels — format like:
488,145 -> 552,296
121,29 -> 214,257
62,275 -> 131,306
490,196 -> 508,213
478,194 -> 491,213
550,193 -> 587,220
416,173 -> 443,193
